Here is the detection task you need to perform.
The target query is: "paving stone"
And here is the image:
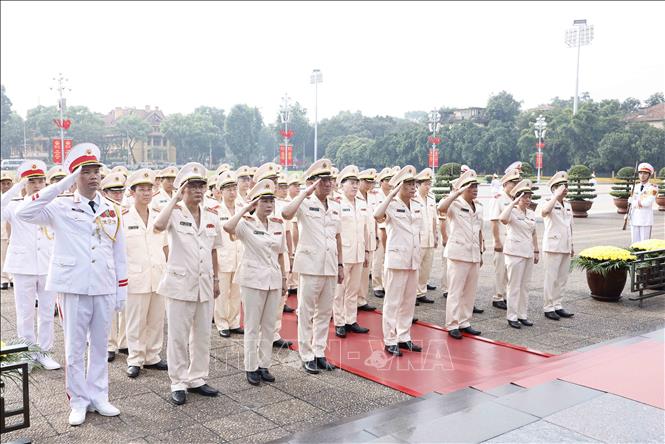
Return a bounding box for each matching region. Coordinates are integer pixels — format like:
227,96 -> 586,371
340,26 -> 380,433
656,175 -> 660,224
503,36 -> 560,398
203,410 -> 280,441
281,413 -> 337,434
482,419 -> 601,443
0,415 -> 58,442
305,388 -> 377,413
255,398 -> 329,426
227,384 -> 293,409
144,423 -> 223,443
494,380 -> 604,417
228,426 -> 290,444
177,393 -> 247,423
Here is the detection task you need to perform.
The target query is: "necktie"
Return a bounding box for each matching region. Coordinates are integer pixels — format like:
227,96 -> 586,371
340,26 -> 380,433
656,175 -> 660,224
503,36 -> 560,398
88,200 -> 96,214
640,184 -> 644,192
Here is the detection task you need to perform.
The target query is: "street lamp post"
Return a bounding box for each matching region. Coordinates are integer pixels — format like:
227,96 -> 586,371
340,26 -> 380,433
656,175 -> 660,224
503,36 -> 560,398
565,19 -> 594,115
310,69 -> 322,162
427,110 -> 441,170
533,114 -> 547,184
279,93 -> 291,172
50,73 -> 70,163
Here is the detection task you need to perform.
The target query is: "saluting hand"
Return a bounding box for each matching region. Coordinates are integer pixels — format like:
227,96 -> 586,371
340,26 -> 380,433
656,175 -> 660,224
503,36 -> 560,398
554,184 -> 567,198
174,183 -> 186,203
305,179 -> 321,197
244,197 -> 260,214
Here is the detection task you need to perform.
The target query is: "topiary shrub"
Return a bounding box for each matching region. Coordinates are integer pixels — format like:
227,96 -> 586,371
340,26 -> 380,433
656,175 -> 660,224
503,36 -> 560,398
566,164 -> 597,201
610,166 -> 636,199
484,174 -> 493,184
658,167 -> 665,197
520,162 -> 534,177
434,162 -> 461,201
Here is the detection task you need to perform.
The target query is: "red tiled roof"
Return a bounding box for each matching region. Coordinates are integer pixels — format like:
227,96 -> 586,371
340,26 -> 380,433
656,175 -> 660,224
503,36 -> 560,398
625,103 -> 665,123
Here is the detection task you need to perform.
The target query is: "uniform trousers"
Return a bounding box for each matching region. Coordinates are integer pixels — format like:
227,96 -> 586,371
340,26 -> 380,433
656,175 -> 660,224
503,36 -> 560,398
357,251 -> 374,307
505,255 -> 533,322
492,251 -> 508,302
166,297 -> 213,392
213,271 -> 241,331
241,286 -> 281,371
417,247 -> 434,295
1,238 -> 11,285
440,249 -> 448,292
445,259 -> 479,330
543,252 -> 571,312
631,225 -> 652,243
274,254 -> 291,341
13,274 -> 56,351
107,310 -> 127,352
125,291 -> 165,367
297,274 -> 335,362
382,268 -> 418,346
333,262 -> 363,326
372,242 -> 385,291
59,293 -> 114,409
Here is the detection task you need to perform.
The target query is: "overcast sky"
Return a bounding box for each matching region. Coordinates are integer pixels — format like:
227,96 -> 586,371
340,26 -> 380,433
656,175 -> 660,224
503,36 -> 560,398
2,1 -> 663,122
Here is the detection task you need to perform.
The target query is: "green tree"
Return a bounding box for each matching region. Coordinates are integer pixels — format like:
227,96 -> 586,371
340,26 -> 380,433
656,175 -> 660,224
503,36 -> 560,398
224,104 -> 264,166
645,92 -> 664,107
25,105 -> 59,138
273,102 -> 312,165
116,114 -> 151,164
485,91 -> 521,123
1,85 -> 12,127
621,97 -> 642,113
194,106 -> 226,163
1,112 -> 24,158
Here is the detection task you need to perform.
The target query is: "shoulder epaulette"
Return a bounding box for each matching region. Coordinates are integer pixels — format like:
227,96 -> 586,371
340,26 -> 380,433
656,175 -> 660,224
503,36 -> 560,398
270,217 -> 283,224
11,197 -> 22,201
152,191 -> 160,197
57,193 -> 73,198
205,207 -> 218,215
152,207 -> 161,213
122,209 -> 130,215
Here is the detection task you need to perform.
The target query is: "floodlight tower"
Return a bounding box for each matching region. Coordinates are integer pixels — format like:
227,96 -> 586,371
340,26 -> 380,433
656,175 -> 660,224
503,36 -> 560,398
565,19 -> 594,115
310,69 -> 323,161
533,115 -> 547,184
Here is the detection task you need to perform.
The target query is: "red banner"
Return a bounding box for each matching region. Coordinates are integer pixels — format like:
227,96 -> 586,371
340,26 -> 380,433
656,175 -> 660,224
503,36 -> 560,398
537,141 -> 545,149
52,138 -> 73,165
535,152 -> 543,169
279,144 -> 286,166
428,148 -> 439,168
287,145 -> 293,166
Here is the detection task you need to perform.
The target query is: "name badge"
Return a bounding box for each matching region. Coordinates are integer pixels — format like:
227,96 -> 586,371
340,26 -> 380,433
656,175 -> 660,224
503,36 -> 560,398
309,207 -> 320,212
461,208 -> 470,213
128,225 -> 140,230
220,217 -> 229,221
71,208 -> 85,213
360,208 -> 367,211
342,208 -> 351,212
555,205 -> 562,209
332,211 -> 339,215
253,230 -> 265,235
180,221 -> 192,227
414,210 -> 421,214
396,209 -> 406,213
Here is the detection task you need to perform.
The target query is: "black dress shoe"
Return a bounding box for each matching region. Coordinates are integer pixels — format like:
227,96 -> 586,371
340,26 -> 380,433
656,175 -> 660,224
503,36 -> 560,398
303,360 -> 320,374
127,366 -> 140,378
357,303 -> 376,312
398,341 -> 422,352
416,295 -> 435,304
508,320 -> 522,329
492,300 -> 507,310
258,367 -> 275,382
316,357 -> 336,371
144,360 -> 168,370
461,326 -> 481,336
219,329 -> 231,338
555,309 -> 574,318
171,390 -> 186,405
187,384 -> 219,397
229,327 -> 244,335
107,351 -> 116,362
412,318 -> 418,324
335,326 -> 347,338
283,304 -> 295,313
427,284 -> 437,291
35,300 -> 39,308
373,289 -> 385,298
473,306 -> 484,314
415,301 -> 420,306
346,322 -> 369,334
288,288 -> 297,295
0,283 -> 8,290
544,311 -> 560,321
384,345 -> 402,356
518,318 -> 534,326
246,370 -> 261,386
273,338 -> 293,348
442,291 -> 448,298
118,348 -> 129,355
9,282 -> 13,288
448,329 -> 463,339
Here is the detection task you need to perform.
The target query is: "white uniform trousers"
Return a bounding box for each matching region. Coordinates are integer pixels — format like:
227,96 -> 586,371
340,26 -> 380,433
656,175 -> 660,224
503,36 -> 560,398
372,242 -> 385,291
107,310 -> 127,352
417,247 -> 434,296
382,268 -> 418,346
358,251 -> 373,307
273,254 -> 291,341
492,251 -> 508,302
288,269 -> 299,291
297,274 -> 335,362
543,252 -> 571,312
1,238 -> 11,285
166,297 -> 213,392
13,274 -> 56,351
333,262 -> 363,326
125,292 -> 165,367
213,272 -> 241,331
440,249 -> 448,292
505,255 -> 534,322
59,293 -> 114,410
631,225 -> 652,243
445,259 -> 479,330
241,287 -> 281,371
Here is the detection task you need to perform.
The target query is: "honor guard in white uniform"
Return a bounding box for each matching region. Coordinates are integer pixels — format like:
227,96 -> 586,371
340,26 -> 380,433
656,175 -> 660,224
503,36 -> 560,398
499,180 -> 539,329
236,165 -> 253,205
151,166 -> 178,211
17,143 -> 128,426
538,171 -> 575,321
224,179 -> 287,386
249,166 -> 258,188
356,168 -> 378,312
488,168 -> 521,310
372,167 -> 396,298
415,168 -> 438,304
374,166 -> 423,356
1,161 -> 60,370
275,173 -> 296,313
153,162 -> 223,406
285,173 -> 302,297
47,165 -> 67,184
438,169 -> 484,340
1,171 -> 15,290
123,169 -> 169,379
206,174 -> 219,203
438,208 -> 449,298
213,170 -> 245,338
282,159 -> 343,374
628,162 -> 658,242
333,166 -> 370,338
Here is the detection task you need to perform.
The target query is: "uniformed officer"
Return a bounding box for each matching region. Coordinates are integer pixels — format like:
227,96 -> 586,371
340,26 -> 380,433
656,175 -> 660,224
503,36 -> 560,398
153,162 -> 223,406
1,161 -> 60,370
282,159 -> 343,374
333,166 -> 370,338
236,165 -> 252,204
374,166 -> 423,356
101,173 -> 129,362
356,168 -> 378,312
1,171 -> 15,290
17,143 -> 127,426
275,173 -> 296,314
46,165 -> 67,184
206,174 -> 220,203
223,179 -> 287,386
627,162 -> 658,242
212,170 -> 245,338
438,209 -> 448,298
123,169 -> 169,378
286,174 -> 301,296
372,167 -> 396,298
248,166 -> 258,188
499,179 -> 539,329
437,169 -> 484,340
488,168 -> 521,310
414,168 -> 438,305
538,171 -> 575,321
152,166 -> 178,211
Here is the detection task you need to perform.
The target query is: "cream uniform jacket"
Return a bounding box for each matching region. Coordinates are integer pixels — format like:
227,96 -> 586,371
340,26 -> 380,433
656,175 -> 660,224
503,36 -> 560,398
383,198 -> 423,270
215,200 -> 244,273
358,190 -> 379,252
376,189 -> 390,230
339,194 -> 368,264
291,195 -> 341,277
629,183 -> 658,227
157,203 -> 223,302
444,198 -> 483,263
234,216 -> 287,290
503,207 -> 537,258
123,206 -> 168,293
489,191 -> 511,240
538,198 -> 573,254
150,188 -> 172,211
416,193 -> 437,248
